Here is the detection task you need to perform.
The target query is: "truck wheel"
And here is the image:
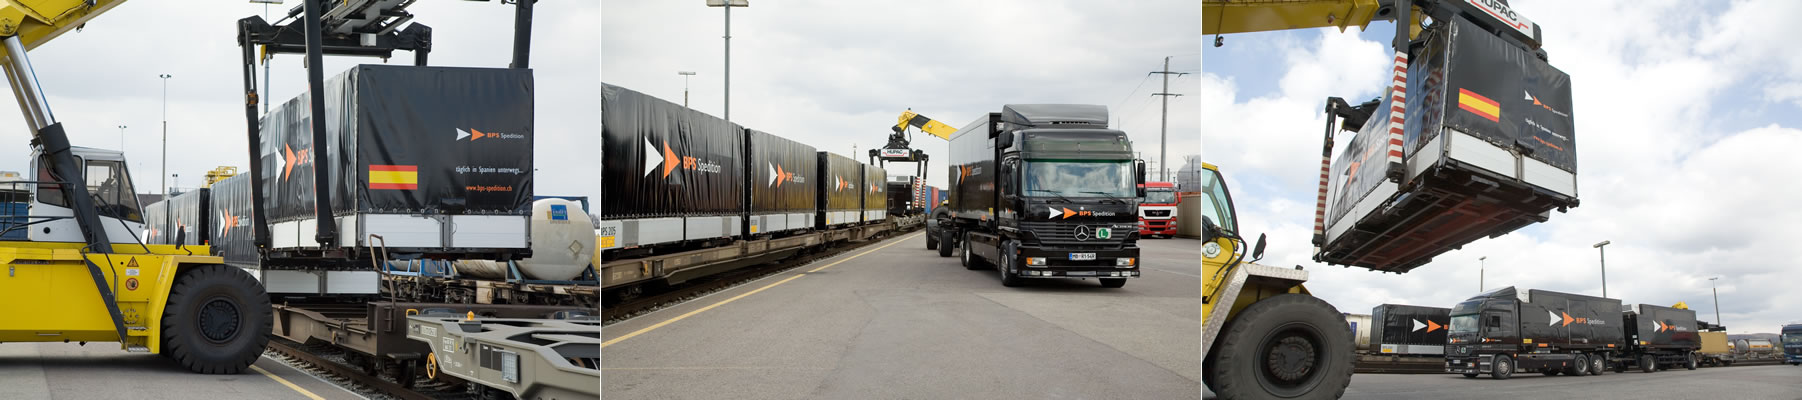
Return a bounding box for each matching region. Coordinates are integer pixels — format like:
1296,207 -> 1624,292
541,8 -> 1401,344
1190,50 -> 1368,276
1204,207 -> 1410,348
938,231 -> 955,257
1686,353 -> 1697,370
1590,354 -> 1606,375
1206,294 -> 1353,400
160,264 -> 273,374
1099,278 -> 1126,288
1491,355 -> 1513,380
1640,354 -> 1656,373
961,232 -> 984,270
926,233 -> 938,250
997,240 -> 1022,287
1570,354 -> 1590,376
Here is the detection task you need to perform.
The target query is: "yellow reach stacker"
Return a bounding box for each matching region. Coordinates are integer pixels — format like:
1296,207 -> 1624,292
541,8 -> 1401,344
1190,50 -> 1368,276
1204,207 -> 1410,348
0,0 -> 271,374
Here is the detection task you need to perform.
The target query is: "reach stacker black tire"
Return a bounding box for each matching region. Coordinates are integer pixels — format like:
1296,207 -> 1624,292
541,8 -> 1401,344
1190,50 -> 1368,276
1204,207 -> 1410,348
1491,355 -> 1513,380
1099,278 -> 1126,288
160,264 -> 273,374
1205,294 -> 1353,400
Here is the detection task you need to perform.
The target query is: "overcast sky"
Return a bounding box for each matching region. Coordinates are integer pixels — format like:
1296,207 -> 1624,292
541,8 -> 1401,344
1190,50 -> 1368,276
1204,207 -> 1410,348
0,1 -> 598,201
601,0 -> 1199,190
1204,0 -> 1802,334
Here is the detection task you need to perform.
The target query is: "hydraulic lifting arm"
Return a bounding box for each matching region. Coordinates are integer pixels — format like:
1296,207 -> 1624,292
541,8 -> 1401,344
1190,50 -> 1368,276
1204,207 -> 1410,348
870,110 -> 955,180
0,0 -> 135,344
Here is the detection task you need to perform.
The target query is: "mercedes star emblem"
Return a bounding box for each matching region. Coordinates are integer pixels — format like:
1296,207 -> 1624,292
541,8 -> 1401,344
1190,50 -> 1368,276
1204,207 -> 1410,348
1074,225 -> 1092,241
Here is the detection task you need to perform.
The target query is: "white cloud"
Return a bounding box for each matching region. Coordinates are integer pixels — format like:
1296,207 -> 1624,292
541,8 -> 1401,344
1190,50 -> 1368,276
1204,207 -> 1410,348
1206,0 -> 1802,333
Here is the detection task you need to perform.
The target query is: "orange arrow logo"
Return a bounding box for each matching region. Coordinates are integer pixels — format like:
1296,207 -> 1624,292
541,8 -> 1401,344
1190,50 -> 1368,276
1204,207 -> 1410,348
471,128 -> 487,140
1061,208 -> 1075,219
282,144 -> 308,180
775,165 -> 785,187
661,141 -> 678,178
1428,320 -> 1443,332
1561,312 -> 1575,327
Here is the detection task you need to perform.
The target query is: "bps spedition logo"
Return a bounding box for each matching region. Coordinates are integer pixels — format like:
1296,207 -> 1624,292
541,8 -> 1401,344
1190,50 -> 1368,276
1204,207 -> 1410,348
280,144 -> 311,181
455,128 -> 527,141
217,214 -> 243,237
1651,320 -> 1688,333
642,137 -> 723,178
1549,310 -> 1607,327
766,162 -> 805,187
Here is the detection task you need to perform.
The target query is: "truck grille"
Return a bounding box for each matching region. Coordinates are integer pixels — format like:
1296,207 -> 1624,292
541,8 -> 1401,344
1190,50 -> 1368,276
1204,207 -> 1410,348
1019,221 -> 1128,245
1144,210 -> 1171,217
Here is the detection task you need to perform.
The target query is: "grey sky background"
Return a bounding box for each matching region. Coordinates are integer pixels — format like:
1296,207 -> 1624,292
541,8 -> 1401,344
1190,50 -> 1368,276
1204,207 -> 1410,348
601,0 -> 1199,190
0,1 -> 598,201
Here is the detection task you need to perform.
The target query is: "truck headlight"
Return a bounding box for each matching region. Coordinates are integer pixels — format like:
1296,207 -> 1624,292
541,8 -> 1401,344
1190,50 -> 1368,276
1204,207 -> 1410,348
1116,258 -> 1135,267
1026,257 -> 1046,266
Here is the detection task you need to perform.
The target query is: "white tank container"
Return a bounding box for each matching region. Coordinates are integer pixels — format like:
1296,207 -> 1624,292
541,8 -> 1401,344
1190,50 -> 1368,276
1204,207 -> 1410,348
454,198 -> 596,280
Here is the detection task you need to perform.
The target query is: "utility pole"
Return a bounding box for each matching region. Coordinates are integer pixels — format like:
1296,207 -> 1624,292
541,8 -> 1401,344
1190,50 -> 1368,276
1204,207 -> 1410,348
1150,56 -> 1186,182
707,0 -> 748,121
159,73 -> 172,195
1479,256 -> 1486,292
1710,277 -> 1721,325
1593,240 -> 1611,298
678,71 -> 697,108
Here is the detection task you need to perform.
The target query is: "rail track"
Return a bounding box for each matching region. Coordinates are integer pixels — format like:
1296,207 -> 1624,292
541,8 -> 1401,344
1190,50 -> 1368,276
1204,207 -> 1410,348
602,226 -> 920,323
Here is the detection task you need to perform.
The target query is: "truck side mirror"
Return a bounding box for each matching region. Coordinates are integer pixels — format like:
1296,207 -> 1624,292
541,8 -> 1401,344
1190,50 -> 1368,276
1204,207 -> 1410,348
1135,161 -> 1147,197
997,131 -> 1013,150
1251,233 -> 1266,262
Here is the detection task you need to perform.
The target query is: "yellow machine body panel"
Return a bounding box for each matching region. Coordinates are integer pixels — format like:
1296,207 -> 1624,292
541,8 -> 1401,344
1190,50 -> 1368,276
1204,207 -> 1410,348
0,240 -> 221,352
1203,0 -> 1381,35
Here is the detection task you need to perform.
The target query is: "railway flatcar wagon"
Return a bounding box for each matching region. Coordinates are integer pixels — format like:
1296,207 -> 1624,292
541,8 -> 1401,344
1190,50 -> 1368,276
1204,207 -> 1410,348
1372,304 -> 1452,356
862,164 -> 888,223
600,83 -> 747,252
749,129 -> 817,236
817,151 -> 862,228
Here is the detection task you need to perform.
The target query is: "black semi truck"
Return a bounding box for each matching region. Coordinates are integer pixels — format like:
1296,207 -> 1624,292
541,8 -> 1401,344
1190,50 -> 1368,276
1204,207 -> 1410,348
1445,287 -> 1623,379
935,104 -> 1144,288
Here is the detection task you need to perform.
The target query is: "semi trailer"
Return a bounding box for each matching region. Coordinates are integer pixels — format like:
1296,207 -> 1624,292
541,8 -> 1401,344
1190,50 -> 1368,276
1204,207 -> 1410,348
1612,303 -> 1701,372
936,104 -> 1144,288
1445,287 -> 1623,379
1372,304 -> 1451,356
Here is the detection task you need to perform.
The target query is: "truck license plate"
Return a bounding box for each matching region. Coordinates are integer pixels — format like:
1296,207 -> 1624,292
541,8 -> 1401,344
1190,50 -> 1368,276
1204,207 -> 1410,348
1069,253 -> 1096,261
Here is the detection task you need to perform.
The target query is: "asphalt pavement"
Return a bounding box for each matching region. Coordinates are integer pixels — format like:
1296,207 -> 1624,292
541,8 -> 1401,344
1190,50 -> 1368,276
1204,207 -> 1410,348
602,233 -> 1202,399
0,342 -> 359,399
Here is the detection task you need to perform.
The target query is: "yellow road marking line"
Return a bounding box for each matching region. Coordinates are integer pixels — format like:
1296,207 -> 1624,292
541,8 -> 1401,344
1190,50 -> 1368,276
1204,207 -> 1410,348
250,364 -> 326,400
603,233 -> 921,348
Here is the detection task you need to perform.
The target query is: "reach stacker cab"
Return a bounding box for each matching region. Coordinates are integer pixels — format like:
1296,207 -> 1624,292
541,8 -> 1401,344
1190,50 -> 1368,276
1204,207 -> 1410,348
0,0 -> 271,375
937,104 -> 1144,288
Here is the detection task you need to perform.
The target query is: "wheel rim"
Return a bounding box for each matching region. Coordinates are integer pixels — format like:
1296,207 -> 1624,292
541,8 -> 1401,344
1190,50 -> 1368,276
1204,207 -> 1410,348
1576,357 -> 1588,374
426,353 -> 439,380
1254,322 -> 1329,397
197,296 -> 242,344
1497,358 -> 1510,377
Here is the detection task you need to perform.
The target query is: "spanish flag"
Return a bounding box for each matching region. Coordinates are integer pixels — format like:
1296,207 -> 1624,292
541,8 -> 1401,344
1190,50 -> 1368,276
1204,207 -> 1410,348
369,165 -> 418,190
1458,88 -> 1500,122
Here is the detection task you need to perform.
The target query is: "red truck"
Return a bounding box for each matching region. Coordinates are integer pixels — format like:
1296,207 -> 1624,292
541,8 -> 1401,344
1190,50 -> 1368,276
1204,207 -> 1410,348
1138,182 -> 1178,238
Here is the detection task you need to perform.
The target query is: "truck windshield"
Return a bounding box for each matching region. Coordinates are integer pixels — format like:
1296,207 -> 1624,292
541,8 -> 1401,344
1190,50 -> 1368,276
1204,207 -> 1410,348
1144,189 -> 1177,204
1023,161 -> 1133,198
1784,332 -> 1802,345
1450,314 -> 1479,334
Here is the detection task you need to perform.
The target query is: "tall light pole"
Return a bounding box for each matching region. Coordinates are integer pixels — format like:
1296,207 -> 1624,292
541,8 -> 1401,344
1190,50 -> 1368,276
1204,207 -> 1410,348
117,125 -> 126,151
159,74 -> 172,195
1479,256 -> 1486,292
706,0 -> 748,121
1150,56 -> 1186,182
1710,277 -> 1721,325
678,71 -> 697,108
1593,240 -> 1611,298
